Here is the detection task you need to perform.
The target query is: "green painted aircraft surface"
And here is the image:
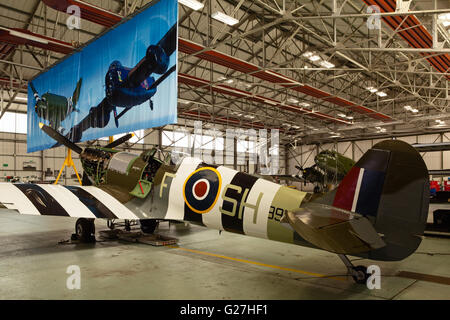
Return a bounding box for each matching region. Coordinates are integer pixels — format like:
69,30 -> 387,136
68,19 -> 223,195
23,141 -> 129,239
30,79 -> 82,132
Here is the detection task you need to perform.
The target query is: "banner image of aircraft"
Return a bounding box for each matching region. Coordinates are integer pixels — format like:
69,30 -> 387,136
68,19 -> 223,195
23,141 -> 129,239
54,23 -> 177,146
29,79 -> 82,133
0,124 -> 429,284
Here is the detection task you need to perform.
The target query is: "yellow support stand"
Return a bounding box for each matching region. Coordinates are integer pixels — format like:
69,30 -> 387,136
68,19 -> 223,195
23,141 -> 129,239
54,149 -> 82,185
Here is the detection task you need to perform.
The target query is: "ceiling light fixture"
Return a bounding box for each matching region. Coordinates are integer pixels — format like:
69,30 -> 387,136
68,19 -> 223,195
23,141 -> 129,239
178,0 -> 204,11
365,86 -> 378,93
319,61 -> 335,69
211,12 -> 239,25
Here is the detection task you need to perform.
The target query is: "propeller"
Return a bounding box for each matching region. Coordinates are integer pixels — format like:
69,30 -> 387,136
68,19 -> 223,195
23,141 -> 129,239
41,122 -> 136,151
104,133 -> 134,149
39,123 -> 82,154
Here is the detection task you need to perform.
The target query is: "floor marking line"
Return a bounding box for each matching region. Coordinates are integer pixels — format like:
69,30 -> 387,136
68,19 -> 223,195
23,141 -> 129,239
168,245 -> 346,282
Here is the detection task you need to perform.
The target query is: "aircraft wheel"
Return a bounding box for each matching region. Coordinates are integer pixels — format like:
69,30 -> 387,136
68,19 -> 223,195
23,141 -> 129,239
140,219 -> 158,234
75,218 -> 96,243
351,265 -> 368,284
107,220 -> 115,230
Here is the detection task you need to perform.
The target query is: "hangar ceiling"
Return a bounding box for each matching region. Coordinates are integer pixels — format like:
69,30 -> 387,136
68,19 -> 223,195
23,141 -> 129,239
0,0 -> 448,146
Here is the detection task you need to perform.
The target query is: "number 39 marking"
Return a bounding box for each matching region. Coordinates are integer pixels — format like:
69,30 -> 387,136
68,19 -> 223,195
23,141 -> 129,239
268,206 -> 285,222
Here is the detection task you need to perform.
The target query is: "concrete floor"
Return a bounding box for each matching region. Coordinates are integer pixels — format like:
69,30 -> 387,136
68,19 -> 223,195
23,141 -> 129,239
0,209 -> 449,300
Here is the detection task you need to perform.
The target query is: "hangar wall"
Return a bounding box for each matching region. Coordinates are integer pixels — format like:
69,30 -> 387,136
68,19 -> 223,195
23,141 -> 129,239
287,133 -> 450,191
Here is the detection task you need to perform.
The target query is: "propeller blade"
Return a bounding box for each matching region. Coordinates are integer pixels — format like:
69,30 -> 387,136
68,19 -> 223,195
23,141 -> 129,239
104,133 -> 134,149
39,123 -> 82,154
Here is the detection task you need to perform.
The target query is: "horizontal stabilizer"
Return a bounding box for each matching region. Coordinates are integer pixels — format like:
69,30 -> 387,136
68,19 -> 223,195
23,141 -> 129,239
285,202 -> 386,255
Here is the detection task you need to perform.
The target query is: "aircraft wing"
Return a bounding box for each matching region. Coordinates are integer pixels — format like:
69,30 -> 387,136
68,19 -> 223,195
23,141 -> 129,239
157,23 -> 177,57
123,23 -> 177,88
284,202 -> 386,255
0,183 -> 139,220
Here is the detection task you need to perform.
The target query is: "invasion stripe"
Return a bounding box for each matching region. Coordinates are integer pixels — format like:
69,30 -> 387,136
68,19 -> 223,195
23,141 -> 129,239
221,172 -> 258,234
79,186 -> 138,219
65,186 -> 118,219
243,178 -> 281,239
13,184 -> 70,216
39,184 -> 95,218
166,157 -> 202,221
0,183 -> 41,215
201,166 -> 237,231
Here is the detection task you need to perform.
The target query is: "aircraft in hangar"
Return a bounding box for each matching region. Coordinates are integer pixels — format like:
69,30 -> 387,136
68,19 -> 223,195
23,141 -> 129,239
29,79 -> 82,133
0,124 -> 429,284
53,23 -> 177,146
274,150 -> 355,191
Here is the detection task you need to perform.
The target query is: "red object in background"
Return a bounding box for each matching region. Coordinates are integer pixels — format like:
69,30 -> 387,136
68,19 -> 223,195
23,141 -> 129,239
430,180 -> 441,191
444,181 -> 450,191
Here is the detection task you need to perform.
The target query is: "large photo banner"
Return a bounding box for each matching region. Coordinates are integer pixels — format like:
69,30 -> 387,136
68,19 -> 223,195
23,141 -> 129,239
27,0 -> 177,152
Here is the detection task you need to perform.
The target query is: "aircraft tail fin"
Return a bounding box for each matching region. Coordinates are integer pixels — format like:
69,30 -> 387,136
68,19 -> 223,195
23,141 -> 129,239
312,140 -> 429,261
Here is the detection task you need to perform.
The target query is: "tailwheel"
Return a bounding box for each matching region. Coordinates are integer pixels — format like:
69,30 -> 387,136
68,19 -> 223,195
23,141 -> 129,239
75,218 -> 96,243
351,265 -> 368,284
140,219 -> 158,234
338,254 -> 368,284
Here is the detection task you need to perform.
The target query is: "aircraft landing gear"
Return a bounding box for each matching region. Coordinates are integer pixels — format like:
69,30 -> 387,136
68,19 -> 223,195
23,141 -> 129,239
338,254 -> 368,284
74,218 -> 96,243
107,219 -> 115,230
140,219 -> 159,234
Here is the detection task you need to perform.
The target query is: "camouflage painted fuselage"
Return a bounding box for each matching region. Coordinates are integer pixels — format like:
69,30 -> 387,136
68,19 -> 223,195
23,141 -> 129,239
121,157 -> 312,247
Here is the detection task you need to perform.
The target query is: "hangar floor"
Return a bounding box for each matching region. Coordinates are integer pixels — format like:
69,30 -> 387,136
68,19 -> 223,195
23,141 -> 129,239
0,209 -> 449,300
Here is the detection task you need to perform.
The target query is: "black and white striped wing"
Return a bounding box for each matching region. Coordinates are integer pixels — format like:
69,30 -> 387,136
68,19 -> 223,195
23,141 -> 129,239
0,183 -> 138,219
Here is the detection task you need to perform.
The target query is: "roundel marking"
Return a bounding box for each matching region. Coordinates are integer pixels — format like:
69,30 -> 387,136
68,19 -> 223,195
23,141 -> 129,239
193,179 -> 210,200
183,167 -> 222,214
